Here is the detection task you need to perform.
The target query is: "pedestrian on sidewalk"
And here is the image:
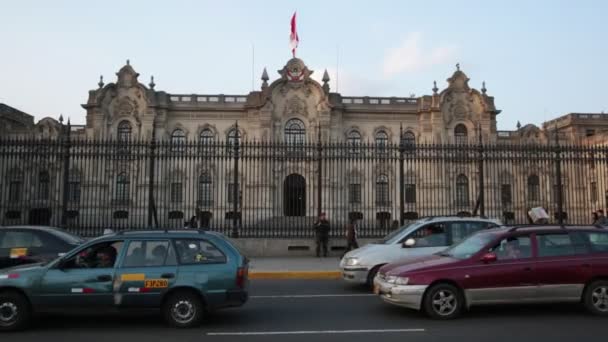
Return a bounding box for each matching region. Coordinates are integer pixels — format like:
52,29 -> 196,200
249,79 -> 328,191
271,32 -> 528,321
314,212 -> 331,257
342,218 -> 359,258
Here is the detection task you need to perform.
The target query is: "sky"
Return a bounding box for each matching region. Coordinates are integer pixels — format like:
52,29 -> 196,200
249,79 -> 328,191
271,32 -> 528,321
1,0 -> 606,130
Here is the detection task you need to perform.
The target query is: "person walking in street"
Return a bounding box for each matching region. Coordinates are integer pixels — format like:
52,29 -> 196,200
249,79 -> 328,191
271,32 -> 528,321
342,218 -> 359,257
314,212 -> 330,257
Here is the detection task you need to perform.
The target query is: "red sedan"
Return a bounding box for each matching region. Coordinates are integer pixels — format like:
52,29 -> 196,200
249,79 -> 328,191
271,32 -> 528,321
374,225 -> 608,319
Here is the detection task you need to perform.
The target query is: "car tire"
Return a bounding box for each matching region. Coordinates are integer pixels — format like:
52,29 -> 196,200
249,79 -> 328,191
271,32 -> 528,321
584,280 -> 608,316
162,290 -> 205,328
0,291 -> 31,332
422,283 -> 463,320
366,265 -> 383,289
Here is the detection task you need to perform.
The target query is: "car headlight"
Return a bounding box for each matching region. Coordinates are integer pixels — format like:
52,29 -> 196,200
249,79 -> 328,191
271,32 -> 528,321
386,276 -> 409,285
344,257 -> 360,266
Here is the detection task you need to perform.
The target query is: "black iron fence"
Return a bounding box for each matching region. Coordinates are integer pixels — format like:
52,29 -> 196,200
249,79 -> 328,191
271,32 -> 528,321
1,126 -> 606,238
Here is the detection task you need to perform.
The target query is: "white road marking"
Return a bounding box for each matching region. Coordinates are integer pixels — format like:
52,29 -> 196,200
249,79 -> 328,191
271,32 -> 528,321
250,294 -> 375,299
207,328 -> 425,336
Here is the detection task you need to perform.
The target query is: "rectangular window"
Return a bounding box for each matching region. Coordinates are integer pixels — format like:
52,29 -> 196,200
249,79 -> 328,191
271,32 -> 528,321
68,182 -> 81,203
170,182 -> 182,203
586,129 -> 596,137
122,240 -> 177,267
174,239 -> 226,264
405,184 -> 416,204
537,234 -> 588,257
501,184 -> 512,206
591,182 -> 598,202
491,236 -> 532,260
349,183 -> 361,204
585,232 -> 608,253
228,183 -> 240,204
9,181 -> 21,202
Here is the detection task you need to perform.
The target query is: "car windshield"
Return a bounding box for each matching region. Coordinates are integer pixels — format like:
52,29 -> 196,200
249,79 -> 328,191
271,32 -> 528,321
381,222 -> 420,244
439,231 -> 498,259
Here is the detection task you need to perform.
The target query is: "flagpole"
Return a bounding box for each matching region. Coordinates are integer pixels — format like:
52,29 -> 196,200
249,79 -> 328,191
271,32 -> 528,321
336,45 -> 340,93
251,43 -> 255,91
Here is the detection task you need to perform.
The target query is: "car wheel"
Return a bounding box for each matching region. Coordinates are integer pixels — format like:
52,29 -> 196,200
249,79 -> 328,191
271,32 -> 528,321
366,265 -> 382,289
162,291 -> 204,328
423,283 -> 463,320
0,291 -> 31,331
584,280 -> 608,316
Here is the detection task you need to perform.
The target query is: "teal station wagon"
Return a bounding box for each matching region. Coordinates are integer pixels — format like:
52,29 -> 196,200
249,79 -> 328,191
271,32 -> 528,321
0,229 -> 249,331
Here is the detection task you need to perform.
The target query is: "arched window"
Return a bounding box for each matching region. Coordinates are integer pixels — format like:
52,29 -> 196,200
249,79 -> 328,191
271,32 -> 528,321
528,174 -> 540,202
198,172 -> 213,206
376,174 -> 389,206
456,174 -> 469,206
117,121 -> 132,142
38,171 -> 50,200
285,118 -> 306,144
375,130 -> 389,154
116,173 -> 130,203
401,131 -> 416,148
171,129 -> 186,152
348,173 -> 361,204
347,130 -> 361,154
226,128 -> 241,155
454,124 -> 468,145
200,129 -> 214,145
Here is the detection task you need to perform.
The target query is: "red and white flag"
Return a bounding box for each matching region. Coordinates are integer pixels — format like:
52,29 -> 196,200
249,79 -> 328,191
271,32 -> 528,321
289,12 -> 299,57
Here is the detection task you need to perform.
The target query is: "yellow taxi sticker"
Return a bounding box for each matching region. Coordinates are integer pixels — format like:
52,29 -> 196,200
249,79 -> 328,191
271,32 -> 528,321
144,279 -> 169,288
121,273 -> 146,281
9,248 -> 28,259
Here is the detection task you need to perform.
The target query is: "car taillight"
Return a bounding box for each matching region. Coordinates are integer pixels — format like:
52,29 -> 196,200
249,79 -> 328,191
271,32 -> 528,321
236,266 -> 248,288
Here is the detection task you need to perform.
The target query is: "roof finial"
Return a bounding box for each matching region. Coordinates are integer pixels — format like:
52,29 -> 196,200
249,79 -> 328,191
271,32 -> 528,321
516,121 -> 522,130
481,81 -> 487,95
261,67 -> 269,89
126,59 -> 130,66
98,75 -> 104,89
432,80 -> 438,95
67,117 -> 71,126
456,63 -> 460,71
149,75 -> 155,89
59,114 -> 64,124
322,69 -> 330,94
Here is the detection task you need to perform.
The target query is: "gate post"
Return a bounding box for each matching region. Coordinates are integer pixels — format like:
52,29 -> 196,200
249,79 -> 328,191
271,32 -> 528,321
231,121 -> 240,238
316,124 -> 323,218
477,123 -> 485,217
60,117 -> 71,228
147,123 -> 157,228
399,124 -> 405,226
554,128 -> 564,225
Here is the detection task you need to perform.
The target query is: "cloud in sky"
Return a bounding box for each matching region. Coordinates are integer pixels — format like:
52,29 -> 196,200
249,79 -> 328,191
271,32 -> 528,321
382,32 -> 458,77
311,66 -> 397,96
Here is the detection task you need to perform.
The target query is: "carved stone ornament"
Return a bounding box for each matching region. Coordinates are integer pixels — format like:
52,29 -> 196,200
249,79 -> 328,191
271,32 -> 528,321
285,96 -> 307,117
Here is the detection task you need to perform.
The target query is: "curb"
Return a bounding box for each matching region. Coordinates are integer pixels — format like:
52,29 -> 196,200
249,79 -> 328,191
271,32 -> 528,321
249,271 -> 342,280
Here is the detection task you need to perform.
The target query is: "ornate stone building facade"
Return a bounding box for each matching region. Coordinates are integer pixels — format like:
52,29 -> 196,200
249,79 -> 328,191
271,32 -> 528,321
1,57 -> 607,233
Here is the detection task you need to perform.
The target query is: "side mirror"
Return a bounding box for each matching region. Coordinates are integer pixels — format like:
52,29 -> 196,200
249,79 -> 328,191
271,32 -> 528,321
480,252 -> 497,264
403,238 -> 416,248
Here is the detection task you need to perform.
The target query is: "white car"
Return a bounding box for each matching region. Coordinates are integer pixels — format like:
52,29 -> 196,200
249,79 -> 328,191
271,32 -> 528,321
339,216 -> 502,287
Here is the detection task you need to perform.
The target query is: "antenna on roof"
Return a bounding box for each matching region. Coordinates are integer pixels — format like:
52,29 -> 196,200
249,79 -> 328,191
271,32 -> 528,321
336,44 -> 340,93
251,43 -> 255,91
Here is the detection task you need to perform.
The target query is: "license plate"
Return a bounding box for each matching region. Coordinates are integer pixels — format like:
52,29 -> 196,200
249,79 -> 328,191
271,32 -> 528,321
144,279 -> 169,288
373,284 -> 380,295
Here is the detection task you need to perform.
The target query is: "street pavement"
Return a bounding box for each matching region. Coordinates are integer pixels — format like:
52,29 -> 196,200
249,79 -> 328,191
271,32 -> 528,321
5,279 -> 606,341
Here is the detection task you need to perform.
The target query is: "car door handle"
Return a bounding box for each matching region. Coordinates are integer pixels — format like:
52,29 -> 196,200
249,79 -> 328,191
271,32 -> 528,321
582,264 -> 592,268
523,267 -> 532,271
97,275 -> 112,282
161,273 -> 175,279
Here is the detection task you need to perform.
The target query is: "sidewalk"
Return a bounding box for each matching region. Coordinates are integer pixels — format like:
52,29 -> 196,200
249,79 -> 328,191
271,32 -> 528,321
248,257 -> 342,279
